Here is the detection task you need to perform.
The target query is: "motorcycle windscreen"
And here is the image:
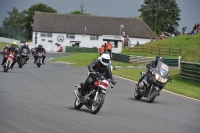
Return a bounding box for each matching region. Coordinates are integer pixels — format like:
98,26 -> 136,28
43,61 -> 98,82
156,61 -> 169,78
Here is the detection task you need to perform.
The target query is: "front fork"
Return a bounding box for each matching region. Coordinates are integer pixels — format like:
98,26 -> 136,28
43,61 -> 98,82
93,88 -> 106,102
149,85 -> 160,94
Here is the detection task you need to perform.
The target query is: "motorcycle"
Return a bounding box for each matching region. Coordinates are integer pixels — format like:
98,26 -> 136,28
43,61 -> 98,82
18,48 -> 29,68
73,72 -> 116,114
31,48 -> 35,56
36,52 -> 43,68
3,53 -> 14,72
134,61 -> 171,103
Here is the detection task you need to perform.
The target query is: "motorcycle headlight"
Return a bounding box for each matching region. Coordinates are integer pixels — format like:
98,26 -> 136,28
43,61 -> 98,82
155,73 -> 168,83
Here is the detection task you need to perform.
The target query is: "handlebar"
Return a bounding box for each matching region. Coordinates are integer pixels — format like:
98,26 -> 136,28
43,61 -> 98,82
89,71 -> 117,85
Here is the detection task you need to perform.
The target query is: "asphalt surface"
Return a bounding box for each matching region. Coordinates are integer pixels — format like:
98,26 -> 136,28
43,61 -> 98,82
0,53 -> 199,133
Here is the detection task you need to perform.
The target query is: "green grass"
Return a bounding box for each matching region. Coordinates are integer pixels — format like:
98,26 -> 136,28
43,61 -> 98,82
50,52 -> 200,100
51,52 -> 139,67
0,42 -> 10,49
122,33 -> 200,62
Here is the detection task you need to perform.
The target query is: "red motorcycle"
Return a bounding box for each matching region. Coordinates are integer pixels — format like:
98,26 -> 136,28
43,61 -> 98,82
73,72 -> 116,114
3,53 -> 14,72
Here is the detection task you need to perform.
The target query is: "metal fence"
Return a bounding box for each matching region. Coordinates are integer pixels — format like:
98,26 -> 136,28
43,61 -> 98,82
128,45 -> 181,56
65,46 -> 98,53
0,27 -> 28,41
180,61 -> 200,82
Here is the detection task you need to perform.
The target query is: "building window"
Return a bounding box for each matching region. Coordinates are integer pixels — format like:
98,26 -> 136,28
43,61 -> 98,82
40,32 -> 52,37
47,33 -> 52,37
90,35 -> 98,40
66,34 -> 75,39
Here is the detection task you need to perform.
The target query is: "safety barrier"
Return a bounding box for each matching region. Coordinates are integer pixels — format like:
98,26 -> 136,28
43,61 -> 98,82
65,46 -> 98,53
128,45 -> 181,56
112,53 -> 130,63
112,53 -> 179,67
180,62 -> 200,82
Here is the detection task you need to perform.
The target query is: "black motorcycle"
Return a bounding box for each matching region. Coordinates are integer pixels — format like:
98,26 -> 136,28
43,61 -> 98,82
134,61 -> 171,103
73,72 -> 116,114
18,48 -> 29,68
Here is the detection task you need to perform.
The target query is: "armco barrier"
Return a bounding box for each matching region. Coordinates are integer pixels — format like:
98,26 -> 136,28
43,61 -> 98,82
65,46 -> 98,53
112,53 -> 179,66
112,53 -> 130,63
164,58 -> 179,66
180,61 -> 200,82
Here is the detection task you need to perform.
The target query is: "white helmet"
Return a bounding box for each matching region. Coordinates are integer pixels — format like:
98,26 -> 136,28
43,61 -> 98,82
99,53 -> 110,66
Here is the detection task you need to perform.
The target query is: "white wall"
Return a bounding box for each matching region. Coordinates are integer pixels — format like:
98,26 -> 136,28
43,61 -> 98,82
32,32 -> 150,53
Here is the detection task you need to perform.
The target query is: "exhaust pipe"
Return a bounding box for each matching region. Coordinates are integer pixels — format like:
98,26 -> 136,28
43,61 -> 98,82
73,90 -> 80,102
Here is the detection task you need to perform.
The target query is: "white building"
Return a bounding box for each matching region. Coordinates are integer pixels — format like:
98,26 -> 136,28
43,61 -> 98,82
33,12 -> 155,52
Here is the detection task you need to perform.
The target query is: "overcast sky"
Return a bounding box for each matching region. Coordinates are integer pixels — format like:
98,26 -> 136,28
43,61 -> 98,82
0,0 -> 200,32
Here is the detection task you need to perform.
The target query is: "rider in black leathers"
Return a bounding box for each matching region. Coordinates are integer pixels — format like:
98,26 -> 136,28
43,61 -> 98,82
20,42 -> 30,64
1,42 -> 19,69
1,45 -> 9,58
137,55 -> 164,83
78,53 -> 116,97
34,44 -> 46,64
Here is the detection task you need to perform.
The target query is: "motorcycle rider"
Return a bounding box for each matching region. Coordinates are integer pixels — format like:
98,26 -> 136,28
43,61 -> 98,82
20,42 -> 30,64
1,42 -> 19,69
78,53 -> 116,97
34,44 -> 46,64
1,45 -> 9,57
136,55 -> 172,95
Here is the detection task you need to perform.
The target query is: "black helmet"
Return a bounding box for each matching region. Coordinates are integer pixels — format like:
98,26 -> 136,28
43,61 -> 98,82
156,55 -> 164,62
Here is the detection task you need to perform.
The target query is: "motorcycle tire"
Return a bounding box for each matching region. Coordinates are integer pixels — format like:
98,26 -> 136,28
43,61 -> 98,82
18,57 -> 22,68
91,93 -> 105,114
147,90 -> 157,103
4,67 -> 8,72
4,62 -> 10,72
134,88 -> 142,100
37,64 -> 41,68
74,98 -> 83,109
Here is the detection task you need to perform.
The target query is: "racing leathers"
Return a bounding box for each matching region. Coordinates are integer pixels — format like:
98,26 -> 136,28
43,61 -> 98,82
79,59 -> 116,96
34,47 -> 46,64
20,45 -> 30,63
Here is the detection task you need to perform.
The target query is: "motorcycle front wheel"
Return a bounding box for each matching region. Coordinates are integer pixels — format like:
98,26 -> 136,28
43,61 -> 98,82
4,62 -> 10,72
74,98 -> 83,109
147,90 -> 158,103
91,93 -> 105,114
134,88 -> 142,100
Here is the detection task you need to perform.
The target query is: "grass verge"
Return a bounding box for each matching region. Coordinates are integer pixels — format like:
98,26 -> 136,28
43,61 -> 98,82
51,52 -> 200,100
0,42 -> 10,49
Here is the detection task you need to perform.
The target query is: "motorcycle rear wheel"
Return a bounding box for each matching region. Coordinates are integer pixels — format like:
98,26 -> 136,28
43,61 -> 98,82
74,98 -> 83,109
147,90 -> 157,103
91,93 -> 105,114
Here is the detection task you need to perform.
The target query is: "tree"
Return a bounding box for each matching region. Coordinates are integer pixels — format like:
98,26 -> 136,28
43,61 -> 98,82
70,2 -> 88,15
2,7 -> 26,29
138,0 -> 181,34
24,3 -> 57,39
